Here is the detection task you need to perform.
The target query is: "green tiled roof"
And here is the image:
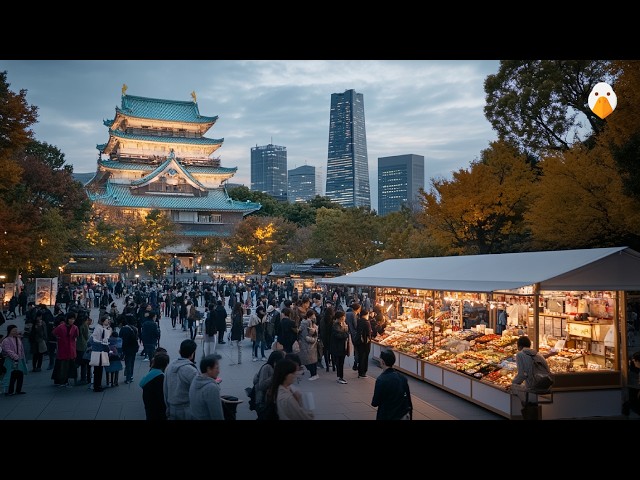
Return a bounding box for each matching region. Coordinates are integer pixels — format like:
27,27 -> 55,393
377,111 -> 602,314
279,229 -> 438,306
179,230 -> 229,237
87,182 -> 261,213
129,158 -> 206,189
117,94 -> 218,124
109,129 -> 223,146
97,143 -> 108,153
103,119 -> 114,128
97,159 -> 237,175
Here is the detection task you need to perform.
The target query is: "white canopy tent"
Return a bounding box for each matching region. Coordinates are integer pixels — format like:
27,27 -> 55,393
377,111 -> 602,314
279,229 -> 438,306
320,246 -> 640,293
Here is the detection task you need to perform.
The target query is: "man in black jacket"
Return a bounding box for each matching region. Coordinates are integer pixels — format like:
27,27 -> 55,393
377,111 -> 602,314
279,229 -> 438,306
371,349 -> 413,420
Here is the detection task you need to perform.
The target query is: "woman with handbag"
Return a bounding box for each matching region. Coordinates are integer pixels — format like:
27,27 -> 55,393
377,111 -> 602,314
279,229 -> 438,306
90,316 -> 112,392
298,309 -> 319,381
1,324 -> 28,395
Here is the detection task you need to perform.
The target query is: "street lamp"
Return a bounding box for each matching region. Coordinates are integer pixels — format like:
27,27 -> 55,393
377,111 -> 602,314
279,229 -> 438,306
135,274 -> 140,285
173,254 -> 177,288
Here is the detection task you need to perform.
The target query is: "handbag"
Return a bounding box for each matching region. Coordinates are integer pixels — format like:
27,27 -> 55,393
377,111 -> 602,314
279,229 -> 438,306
292,340 -> 301,354
38,339 -> 48,354
272,340 -> 284,351
89,350 -> 110,367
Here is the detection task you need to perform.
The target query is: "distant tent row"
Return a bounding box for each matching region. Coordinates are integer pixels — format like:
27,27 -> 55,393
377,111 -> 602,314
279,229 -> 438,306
268,258 -> 341,277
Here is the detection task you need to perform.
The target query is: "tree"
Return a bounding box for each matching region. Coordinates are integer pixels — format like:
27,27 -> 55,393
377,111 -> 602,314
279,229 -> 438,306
226,185 -> 280,217
227,216 -> 297,274
417,141 -> 537,255
378,207 -> 446,260
190,236 -> 224,267
484,60 -> 618,156
526,144 -> 640,251
0,71 -> 37,194
309,207 -> 382,272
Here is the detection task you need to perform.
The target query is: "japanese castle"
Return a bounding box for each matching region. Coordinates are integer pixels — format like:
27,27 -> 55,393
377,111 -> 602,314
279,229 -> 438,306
85,87 -> 261,266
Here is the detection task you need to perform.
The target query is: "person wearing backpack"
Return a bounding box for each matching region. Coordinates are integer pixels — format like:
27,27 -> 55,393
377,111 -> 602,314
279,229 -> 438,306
511,335 -> 552,412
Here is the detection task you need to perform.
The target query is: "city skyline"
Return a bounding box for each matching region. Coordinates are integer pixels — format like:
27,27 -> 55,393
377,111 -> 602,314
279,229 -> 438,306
0,60 -> 500,208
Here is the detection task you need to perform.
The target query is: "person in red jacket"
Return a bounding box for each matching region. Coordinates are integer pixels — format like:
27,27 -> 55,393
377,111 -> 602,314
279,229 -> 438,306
51,311 -> 79,387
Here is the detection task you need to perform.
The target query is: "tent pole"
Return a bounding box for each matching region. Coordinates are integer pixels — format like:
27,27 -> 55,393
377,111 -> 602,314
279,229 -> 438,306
533,283 -> 540,349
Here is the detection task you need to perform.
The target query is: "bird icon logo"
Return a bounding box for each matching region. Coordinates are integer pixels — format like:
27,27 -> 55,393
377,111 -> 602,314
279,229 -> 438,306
588,82 -> 617,120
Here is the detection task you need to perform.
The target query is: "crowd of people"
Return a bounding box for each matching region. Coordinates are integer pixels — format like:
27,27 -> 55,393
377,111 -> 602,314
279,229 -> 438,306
1,277 -> 419,420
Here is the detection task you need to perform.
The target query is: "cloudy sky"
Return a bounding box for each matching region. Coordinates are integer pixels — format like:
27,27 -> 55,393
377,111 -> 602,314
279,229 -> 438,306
0,60 -> 501,208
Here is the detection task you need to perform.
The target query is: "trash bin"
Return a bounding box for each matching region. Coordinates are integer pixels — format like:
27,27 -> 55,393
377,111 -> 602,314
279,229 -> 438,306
221,395 -> 243,420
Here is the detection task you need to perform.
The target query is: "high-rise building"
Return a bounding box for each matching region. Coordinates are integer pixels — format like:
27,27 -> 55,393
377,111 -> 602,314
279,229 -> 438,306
288,165 -> 317,203
325,89 -> 370,208
251,143 -> 288,202
377,154 -> 425,216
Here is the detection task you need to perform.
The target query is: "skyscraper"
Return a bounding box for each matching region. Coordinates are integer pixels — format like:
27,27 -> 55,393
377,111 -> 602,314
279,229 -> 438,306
288,165 -> 317,203
251,143 -> 288,202
325,89 -> 370,209
378,154 -> 425,216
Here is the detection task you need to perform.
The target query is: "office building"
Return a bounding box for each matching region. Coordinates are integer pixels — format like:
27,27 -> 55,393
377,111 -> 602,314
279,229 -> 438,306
325,89 -> 370,208
378,154 -> 425,216
251,143 -> 288,202
288,165 -> 317,203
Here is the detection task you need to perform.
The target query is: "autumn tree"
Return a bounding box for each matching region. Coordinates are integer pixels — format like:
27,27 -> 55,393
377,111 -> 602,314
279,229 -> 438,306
526,144 -> 640,251
227,216 -> 297,274
87,208 -> 179,278
484,60 -> 618,156
418,141 -> 537,255
190,236 -> 224,267
309,207 -> 382,272
378,206 -> 446,260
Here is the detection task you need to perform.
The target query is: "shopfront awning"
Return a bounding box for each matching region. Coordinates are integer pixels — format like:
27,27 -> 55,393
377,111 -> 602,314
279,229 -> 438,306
319,246 -> 640,293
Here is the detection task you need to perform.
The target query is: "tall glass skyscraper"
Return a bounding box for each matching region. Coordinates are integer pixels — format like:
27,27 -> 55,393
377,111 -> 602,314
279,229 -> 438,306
250,143 -> 288,202
378,154 -> 425,216
325,89 -> 370,209
288,165 -> 317,203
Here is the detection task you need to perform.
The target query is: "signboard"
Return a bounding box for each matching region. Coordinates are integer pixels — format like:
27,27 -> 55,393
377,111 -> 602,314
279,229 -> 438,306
3,283 -> 15,303
568,322 -> 592,338
35,277 -> 58,306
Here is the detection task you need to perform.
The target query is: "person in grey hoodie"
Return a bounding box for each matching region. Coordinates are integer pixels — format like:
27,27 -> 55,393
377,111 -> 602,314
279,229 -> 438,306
189,353 -> 224,420
163,339 -> 198,420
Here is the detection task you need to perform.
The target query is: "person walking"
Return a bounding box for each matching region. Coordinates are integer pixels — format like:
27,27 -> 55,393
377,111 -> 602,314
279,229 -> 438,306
298,309 -> 319,380
163,339 -> 198,420
249,305 -> 268,361
371,349 -> 413,420
346,302 -> 362,372
120,315 -> 138,384
203,303 -> 218,356
189,353 -> 224,420
278,307 -> 298,354
229,301 -> 244,365
214,299 -> 228,345
141,313 -> 160,364
355,308 -> 373,378
1,324 -> 28,395
330,310 -> 350,384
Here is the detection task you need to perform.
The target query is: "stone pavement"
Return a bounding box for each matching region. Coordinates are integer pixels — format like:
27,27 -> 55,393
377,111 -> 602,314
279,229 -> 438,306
0,296 -> 504,421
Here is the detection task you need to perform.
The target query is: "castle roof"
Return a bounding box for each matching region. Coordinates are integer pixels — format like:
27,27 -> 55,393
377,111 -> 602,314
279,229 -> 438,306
87,182 -> 261,214
106,129 -> 223,146
129,156 -> 206,189
96,158 -> 237,175
116,94 -> 218,124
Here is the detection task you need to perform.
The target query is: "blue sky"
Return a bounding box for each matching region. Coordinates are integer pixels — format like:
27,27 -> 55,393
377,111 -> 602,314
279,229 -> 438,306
0,60 -> 500,208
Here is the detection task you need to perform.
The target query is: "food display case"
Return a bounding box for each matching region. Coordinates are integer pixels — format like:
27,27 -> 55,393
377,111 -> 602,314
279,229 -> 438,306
371,287 -> 623,419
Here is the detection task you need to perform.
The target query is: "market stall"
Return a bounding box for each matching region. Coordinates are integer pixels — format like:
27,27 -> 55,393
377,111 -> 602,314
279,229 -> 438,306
320,246 -> 640,419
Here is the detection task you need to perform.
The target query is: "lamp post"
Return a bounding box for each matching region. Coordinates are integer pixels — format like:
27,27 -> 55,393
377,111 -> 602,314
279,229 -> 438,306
172,254 -> 177,288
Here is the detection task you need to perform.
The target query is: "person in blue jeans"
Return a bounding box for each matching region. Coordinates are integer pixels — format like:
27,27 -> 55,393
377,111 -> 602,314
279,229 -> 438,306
140,314 -> 160,364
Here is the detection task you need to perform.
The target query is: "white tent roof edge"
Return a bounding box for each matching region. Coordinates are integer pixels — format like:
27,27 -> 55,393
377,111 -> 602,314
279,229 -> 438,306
319,246 -> 640,293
